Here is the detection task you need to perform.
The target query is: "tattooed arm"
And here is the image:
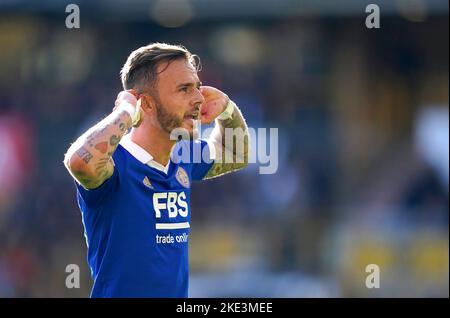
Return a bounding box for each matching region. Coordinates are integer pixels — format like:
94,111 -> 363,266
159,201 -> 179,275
63,91 -> 140,189
200,87 -> 249,180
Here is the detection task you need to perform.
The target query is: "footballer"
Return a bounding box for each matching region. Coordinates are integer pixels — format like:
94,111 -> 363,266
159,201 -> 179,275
63,43 -> 249,297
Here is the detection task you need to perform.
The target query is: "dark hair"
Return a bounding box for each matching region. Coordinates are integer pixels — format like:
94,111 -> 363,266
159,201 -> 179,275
120,43 -> 200,92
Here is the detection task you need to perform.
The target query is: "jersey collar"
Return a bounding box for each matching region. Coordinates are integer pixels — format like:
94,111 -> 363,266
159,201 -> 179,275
120,134 -> 171,174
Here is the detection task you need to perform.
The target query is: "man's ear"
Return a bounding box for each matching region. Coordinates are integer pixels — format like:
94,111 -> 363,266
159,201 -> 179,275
139,94 -> 155,114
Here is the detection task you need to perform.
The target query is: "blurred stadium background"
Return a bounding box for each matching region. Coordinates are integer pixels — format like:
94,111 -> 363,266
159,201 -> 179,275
0,0 -> 448,297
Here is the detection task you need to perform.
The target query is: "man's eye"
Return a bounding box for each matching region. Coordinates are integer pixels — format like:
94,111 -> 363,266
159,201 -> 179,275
180,87 -> 189,92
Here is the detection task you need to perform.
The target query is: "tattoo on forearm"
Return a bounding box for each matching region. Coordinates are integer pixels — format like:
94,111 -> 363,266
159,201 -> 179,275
205,105 -> 249,179
76,147 -> 93,164
220,106 -> 249,159
205,161 -> 247,180
222,114 -> 243,129
94,157 -> 110,172
110,135 -> 120,146
66,110 -> 132,188
87,125 -> 110,145
73,170 -> 94,186
97,169 -> 110,181
113,117 -> 121,125
94,141 -> 108,154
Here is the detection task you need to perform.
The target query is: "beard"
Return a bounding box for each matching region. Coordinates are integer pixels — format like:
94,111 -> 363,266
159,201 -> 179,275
155,101 -> 183,134
154,96 -> 196,139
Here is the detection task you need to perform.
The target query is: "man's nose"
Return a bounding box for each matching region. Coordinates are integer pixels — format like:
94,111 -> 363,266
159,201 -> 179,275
192,88 -> 205,106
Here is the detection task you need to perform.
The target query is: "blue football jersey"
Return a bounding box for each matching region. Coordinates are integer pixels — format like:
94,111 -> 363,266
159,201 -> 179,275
75,135 -> 214,297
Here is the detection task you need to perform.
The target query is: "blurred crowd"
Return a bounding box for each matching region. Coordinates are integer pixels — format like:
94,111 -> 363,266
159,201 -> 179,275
0,5 -> 448,297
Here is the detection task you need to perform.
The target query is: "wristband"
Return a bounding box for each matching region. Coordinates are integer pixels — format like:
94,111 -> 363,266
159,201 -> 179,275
217,99 -> 235,121
117,101 -> 141,126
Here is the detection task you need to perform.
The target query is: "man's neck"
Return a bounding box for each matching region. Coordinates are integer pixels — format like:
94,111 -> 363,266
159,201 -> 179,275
129,127 -> 175,167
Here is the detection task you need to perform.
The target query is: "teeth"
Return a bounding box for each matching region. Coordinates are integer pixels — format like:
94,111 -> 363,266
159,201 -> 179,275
185,110 -> 199,120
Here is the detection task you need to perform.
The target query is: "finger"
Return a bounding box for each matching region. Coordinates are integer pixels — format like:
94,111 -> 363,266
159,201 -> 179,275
127,89 -> 138,97
117,91 -> 134,99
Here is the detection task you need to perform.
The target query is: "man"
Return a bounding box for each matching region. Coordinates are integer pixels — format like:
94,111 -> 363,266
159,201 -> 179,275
63,43 -> 249,297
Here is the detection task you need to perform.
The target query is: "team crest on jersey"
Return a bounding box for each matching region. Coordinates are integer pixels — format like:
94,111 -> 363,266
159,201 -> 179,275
175,167 -> 190,188
143,176 -> 154,189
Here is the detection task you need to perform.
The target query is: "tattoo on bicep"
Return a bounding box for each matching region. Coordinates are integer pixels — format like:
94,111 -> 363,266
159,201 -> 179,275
76,147 -> 93,164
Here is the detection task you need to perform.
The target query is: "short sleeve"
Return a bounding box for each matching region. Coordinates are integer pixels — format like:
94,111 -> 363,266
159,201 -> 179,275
75,167 -> 119,208
190,139 -> 215,181
75,149 -> 123,207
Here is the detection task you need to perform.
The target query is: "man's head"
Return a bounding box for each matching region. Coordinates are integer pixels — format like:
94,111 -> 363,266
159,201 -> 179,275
120,43 -> 204,136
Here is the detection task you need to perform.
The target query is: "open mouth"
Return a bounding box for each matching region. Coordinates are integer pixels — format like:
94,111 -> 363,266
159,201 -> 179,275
184,112 -> 199,120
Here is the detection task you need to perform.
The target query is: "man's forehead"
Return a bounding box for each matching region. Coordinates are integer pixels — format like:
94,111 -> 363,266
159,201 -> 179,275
157,59 -> 199,83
